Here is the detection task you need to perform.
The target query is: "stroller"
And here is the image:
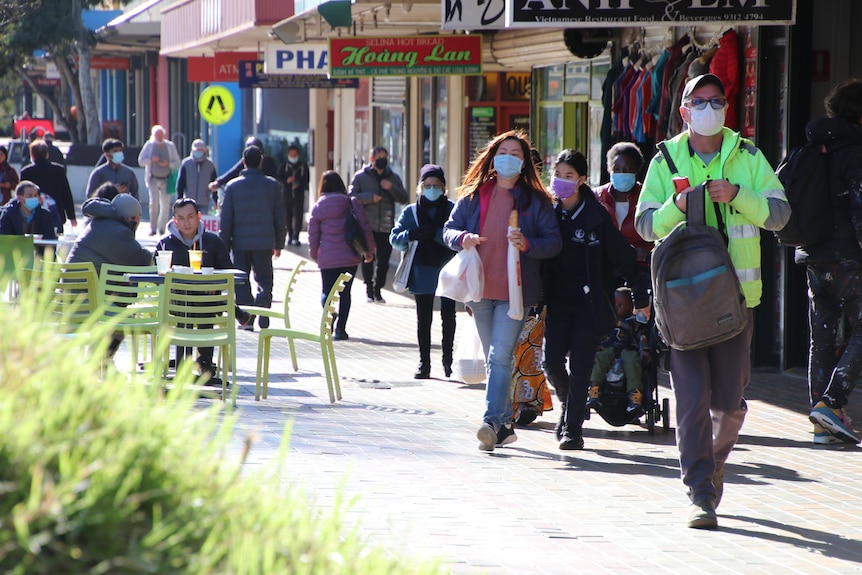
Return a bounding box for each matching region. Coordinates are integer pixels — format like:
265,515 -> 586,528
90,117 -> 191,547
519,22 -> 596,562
586,317 -> 671,435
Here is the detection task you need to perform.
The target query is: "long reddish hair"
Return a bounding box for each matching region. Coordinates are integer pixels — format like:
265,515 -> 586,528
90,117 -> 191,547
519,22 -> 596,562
456,130 -> 552,207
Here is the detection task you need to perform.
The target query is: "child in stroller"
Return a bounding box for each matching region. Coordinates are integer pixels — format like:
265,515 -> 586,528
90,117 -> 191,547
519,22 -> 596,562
588,287 -> 650,420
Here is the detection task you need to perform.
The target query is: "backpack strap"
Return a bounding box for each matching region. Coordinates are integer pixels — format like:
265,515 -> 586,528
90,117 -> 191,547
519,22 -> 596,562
657,142 -> 679,175
659,142 -> 730,246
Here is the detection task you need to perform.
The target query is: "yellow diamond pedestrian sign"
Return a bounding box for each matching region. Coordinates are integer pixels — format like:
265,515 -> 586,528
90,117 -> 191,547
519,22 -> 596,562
198,86 -> 235,126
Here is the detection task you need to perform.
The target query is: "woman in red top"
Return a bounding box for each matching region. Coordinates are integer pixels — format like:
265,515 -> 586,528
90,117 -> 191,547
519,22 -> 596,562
0,146 -> 20,205
594,142 -> 652,311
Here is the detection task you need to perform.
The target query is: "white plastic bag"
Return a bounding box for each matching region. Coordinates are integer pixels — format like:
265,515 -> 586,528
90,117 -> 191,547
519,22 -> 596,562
436,247 -> 484,303
392,240 -> 417,293
453,320 -> 486,384
507,225 -> 524,320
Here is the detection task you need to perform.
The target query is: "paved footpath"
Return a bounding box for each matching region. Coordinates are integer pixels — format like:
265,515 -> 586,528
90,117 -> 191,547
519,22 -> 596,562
129,237 -> 862,574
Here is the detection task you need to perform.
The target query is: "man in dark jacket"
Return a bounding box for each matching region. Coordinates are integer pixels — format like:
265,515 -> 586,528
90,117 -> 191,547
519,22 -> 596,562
208,136 -> 278,193
68,194 -> 153,273
20,140 -> 76,228
86,139 -> 140,200
219,146 -> 287,329
0,180 -> 57,239
44,132 -> 65,168
156,197 -> 253,382
277,144 -> 310,247
349,146 -> 408,303
805,79 -> 862,446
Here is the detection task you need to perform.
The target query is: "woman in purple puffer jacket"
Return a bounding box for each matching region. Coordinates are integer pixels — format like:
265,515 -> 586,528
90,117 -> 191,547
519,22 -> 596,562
308,171 -> 376,340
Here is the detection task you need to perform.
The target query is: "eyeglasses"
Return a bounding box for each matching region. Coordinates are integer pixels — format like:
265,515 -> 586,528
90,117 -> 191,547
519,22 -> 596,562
684,98 -> 727,110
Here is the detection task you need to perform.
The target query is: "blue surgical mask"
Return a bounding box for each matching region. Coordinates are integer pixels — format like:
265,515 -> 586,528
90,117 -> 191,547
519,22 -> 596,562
610,173 -> 637,193
550,177 -> 578,200
423,186 -> 443,201
111,151 -> 125,164
493,154 -> 523,179
193,150 -> 205,160
24,197 -> 40,211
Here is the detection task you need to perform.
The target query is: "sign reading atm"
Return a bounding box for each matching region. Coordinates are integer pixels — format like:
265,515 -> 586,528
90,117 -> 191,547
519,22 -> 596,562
264,43 -> 329,75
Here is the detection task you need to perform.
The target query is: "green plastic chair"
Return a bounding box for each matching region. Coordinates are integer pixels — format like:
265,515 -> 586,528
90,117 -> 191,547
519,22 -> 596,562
26,261 -> 99,333
240,259 -> 306,371
98,264 -> 161,371
0,235 -> 35,296
158,272 -> 238,406
255,272 -> 351,403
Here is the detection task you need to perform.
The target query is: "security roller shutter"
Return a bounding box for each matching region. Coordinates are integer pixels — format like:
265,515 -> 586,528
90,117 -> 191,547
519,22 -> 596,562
372,77 -> 407,105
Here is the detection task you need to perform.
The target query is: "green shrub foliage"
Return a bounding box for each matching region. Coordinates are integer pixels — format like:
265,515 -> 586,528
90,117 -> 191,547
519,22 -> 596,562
0,285 -> 440,575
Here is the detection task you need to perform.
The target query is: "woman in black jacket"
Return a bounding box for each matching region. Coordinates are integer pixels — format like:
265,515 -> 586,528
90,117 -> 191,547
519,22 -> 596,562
543,150 -> 640,450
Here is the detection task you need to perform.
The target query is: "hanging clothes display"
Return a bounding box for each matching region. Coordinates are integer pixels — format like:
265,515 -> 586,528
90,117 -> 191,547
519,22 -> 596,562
603,27 -> 743,156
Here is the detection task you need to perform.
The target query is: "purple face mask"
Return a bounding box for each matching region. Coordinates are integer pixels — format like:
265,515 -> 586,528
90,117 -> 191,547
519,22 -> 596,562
551,177 -> 578,199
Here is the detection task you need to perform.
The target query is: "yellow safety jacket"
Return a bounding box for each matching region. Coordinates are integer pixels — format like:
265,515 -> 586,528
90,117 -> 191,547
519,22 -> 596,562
635,127 -> 788,308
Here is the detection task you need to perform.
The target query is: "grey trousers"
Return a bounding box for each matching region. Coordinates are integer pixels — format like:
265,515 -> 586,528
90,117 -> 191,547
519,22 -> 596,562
669,309 -> 754,503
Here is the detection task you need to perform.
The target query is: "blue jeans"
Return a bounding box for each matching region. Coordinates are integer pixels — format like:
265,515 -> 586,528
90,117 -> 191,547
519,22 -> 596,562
469,299 -> 525,430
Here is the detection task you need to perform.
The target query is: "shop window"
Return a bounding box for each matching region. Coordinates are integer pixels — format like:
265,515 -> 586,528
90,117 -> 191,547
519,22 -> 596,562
539,105 -> 563,170
421,77 -> 448,168
435,78 -> 448,168
374,107 -> 405,179
467,74 -> 498,102
564,63 -> 590,97
540,65 -> 563,101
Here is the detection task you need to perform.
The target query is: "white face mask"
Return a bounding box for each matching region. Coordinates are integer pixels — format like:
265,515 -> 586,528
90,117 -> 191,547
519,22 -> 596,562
688,105 -> 726,136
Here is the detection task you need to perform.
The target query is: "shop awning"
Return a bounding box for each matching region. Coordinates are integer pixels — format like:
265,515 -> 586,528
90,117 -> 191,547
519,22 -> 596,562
95,0 -> 162,50
271,0 -> 447,43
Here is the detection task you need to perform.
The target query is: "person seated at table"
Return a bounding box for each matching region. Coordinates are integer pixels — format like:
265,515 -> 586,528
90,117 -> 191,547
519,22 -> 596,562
67,194 -> 154,360
93,182 -> 121,201
155,197 -> 254,383
0,180 -> 57,241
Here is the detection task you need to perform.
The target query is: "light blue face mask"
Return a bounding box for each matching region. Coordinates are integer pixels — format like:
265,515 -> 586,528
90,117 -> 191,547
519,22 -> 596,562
111,151 -> 125,164
493,154 -> 524,179
610,172 -> 637,193
24,197 -> 40,211
423,186 -> 443,201
193,150 -> 205,160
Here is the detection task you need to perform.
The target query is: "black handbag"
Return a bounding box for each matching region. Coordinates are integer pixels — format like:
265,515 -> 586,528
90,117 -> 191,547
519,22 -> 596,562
345,198 -> 368,257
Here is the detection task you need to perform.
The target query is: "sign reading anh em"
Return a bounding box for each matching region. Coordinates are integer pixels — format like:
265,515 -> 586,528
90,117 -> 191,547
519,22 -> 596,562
264,43 -> 329,75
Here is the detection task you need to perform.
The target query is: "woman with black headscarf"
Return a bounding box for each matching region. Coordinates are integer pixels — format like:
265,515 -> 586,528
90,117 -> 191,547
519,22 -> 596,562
391,164 -> 457,379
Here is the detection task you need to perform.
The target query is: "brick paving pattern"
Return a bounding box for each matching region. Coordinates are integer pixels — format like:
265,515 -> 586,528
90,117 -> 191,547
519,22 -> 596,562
125,235 -> 862,574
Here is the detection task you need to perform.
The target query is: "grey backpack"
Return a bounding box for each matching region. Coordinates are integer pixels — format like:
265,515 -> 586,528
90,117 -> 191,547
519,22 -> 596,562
650,147 -> 749,351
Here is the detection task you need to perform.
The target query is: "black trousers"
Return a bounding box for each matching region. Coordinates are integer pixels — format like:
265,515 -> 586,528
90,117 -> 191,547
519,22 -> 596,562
361,231 -> 393,295
543,306 -> 599,433
807,263 -> 862,407
321,266 -> 357,332
284,187 -> 305,243
232,249 -> 274,308
414,293 -> 456,367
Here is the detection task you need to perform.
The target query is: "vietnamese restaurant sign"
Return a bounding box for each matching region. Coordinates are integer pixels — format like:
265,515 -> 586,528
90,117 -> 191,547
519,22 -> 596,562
509,0 -> 796,28
328,35 -> 482,78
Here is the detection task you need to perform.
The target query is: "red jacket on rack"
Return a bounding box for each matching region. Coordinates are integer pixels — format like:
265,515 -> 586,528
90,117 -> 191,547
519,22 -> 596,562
709,29 -> 741,130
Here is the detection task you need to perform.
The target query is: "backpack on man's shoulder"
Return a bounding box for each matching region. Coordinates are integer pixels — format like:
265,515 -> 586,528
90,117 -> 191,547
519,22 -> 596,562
650,144 -> 749,351
774,142 -> 833,247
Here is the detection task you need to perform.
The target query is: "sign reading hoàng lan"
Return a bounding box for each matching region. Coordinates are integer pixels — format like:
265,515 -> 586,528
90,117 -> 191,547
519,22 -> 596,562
329,35 -> 482,78
509,0 -> 797,28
